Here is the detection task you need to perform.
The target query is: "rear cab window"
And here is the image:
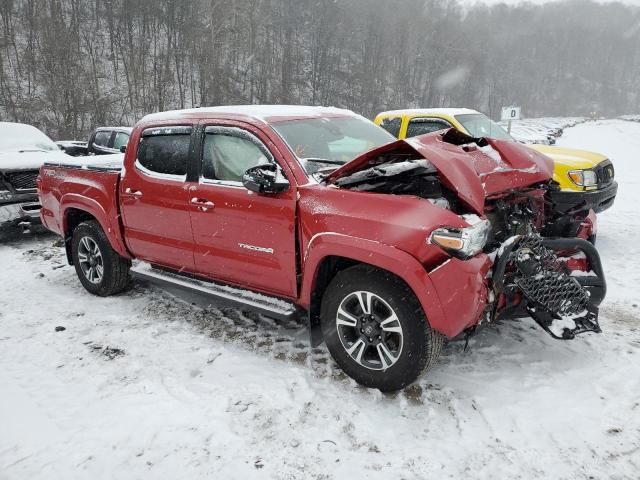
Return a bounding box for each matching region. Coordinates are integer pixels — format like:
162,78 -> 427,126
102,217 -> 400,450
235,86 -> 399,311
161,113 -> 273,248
136,126 -> 192,178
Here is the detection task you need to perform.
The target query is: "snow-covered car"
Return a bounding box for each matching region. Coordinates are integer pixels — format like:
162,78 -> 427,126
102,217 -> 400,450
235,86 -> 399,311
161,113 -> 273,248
0,122 -> 72,227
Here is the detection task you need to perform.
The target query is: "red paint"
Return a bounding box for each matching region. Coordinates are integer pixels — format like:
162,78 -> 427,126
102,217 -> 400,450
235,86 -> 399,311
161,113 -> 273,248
563,256 -> 589,273
576,209 -> 597,240
38,108 -> 558,339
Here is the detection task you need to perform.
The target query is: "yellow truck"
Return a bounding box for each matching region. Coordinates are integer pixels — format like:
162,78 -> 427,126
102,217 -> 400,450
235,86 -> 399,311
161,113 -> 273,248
374,108 -> 618,241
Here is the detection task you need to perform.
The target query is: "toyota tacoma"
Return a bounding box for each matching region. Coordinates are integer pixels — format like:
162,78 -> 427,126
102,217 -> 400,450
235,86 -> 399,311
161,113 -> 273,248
37,106 -> 606,391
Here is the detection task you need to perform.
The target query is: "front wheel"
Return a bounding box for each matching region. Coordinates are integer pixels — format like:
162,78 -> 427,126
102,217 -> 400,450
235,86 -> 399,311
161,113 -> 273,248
321,265 -> 443,392
72,220 -> 130,296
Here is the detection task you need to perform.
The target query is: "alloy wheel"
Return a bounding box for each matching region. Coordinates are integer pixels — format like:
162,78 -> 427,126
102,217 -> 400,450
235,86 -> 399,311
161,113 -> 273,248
77,236 -> 104,284
335,290 -> 404,370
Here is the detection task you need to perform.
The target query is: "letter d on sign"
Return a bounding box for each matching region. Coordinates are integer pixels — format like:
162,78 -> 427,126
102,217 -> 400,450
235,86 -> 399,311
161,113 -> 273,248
501,106 -> 521,134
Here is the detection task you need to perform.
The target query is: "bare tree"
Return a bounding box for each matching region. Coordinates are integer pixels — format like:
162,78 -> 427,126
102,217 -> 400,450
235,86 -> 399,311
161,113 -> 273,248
1,0 -> 639,139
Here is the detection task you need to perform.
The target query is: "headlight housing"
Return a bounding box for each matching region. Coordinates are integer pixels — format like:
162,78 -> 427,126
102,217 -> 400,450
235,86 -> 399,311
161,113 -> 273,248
429,216 -> 491,259
568,169 -> 597,187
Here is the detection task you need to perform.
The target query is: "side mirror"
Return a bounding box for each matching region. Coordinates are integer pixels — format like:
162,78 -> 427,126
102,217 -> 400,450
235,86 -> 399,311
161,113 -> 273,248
119,145 -> 126,153
242,164 -> 290,194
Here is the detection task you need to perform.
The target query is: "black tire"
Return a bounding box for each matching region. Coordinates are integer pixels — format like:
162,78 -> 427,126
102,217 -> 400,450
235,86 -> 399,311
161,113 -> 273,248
71,220 -> 130,296
588,233 -> 597,245
321,264 -> 443,392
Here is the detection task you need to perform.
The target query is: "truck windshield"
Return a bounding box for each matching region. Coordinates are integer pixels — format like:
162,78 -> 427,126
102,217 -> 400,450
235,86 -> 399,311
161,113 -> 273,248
272,116 -> 394,175
455,114 -> 512,141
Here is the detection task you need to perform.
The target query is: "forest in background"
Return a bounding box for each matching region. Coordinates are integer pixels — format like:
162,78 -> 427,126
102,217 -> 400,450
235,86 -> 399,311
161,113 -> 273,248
1,0 -> 639,139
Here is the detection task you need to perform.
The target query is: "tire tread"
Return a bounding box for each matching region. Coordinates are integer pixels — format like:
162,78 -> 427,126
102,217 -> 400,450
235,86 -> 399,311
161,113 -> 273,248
321,264 -> 443,391
72,220 -> 130,296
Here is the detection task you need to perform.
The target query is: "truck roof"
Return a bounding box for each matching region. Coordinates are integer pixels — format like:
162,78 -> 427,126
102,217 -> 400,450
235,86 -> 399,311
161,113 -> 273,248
140,105 -> 358,124
377,108 -> 480,118
95,126 -> 133,133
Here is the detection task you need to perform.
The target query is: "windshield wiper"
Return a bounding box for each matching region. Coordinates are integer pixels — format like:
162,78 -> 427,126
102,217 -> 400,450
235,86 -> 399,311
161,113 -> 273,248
303,157 -> 344,165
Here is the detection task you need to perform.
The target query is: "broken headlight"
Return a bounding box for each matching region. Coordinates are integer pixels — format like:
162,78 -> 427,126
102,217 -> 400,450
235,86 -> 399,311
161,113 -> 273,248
429,216 -> 490,259
568,169 -> 597,187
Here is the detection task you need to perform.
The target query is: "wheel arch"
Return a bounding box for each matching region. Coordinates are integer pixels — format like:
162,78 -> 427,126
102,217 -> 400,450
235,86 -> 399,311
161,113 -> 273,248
300,233 -> 447,346
60,194 -> 131,264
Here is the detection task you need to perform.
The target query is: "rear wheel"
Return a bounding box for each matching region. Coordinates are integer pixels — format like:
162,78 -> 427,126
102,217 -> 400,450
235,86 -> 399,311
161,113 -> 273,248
72,220 -> 130,296
321,265 -> 443,392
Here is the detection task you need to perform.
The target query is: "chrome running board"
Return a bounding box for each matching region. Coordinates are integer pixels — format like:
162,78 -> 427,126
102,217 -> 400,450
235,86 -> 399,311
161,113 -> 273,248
131,262 -> 301,320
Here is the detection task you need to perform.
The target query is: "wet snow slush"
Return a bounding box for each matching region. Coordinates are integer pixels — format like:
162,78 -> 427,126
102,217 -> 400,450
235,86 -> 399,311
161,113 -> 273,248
1,119 -> 639,479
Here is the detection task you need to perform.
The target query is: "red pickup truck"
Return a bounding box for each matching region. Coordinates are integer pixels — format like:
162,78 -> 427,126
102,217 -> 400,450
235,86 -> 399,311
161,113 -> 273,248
38,106 -> 606,391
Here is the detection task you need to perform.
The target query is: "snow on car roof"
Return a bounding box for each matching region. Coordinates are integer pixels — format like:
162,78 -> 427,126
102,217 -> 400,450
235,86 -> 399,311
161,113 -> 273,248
140,105 -> 358,123
0,122 -> 58,152
378,108 -> 480,117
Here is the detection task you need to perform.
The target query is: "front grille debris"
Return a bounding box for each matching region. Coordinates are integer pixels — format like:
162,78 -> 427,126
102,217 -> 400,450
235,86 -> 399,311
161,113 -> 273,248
512,235 -> 590,316
503,234 -> 600,339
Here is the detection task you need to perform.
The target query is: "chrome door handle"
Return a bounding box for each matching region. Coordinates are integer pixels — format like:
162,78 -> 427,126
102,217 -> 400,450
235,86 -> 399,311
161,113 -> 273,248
190,197 -> 215,211
124,188 -> 143,198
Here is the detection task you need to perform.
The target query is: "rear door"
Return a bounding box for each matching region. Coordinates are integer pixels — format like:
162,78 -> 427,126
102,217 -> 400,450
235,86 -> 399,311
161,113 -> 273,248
187,122 -> 298,298
119,125 -> 196,272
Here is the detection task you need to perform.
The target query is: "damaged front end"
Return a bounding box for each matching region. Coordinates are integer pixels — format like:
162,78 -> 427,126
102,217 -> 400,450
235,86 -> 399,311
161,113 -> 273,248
325,128 -> 606,340
491,234 -> 605,339
482,187 -> 605,339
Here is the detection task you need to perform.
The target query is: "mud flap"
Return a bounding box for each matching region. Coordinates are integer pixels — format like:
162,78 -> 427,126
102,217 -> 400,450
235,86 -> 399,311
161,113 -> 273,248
493,234 -> 605,340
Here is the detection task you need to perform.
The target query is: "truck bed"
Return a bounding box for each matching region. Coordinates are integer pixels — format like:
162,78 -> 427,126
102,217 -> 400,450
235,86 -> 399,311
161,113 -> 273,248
38,155 -> 123,238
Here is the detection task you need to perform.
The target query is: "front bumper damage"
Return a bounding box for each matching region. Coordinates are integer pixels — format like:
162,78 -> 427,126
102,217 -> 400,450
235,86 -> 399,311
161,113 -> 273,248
492,234 -> 605,339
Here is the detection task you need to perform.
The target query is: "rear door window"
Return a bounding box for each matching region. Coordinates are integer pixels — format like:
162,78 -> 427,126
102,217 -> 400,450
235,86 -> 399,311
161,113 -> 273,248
137,126 -> 192,177
406,118 -> 452,138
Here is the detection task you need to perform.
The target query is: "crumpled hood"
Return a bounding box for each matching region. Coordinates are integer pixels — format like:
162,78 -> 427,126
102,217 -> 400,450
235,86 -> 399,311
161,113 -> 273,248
0,148 -> 71,171
324,129 -> 554,214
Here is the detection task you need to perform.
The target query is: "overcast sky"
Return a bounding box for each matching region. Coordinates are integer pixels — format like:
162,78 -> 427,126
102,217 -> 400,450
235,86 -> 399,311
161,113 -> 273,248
462,0 -> 640,5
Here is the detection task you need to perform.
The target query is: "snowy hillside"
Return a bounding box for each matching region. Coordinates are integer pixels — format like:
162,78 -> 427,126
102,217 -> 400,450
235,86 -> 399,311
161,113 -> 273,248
1,120 -> 639,479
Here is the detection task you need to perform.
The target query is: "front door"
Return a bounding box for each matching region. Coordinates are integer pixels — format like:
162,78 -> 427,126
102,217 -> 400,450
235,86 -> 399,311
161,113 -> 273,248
119,125 -> 196,272
188,124 -> 298,298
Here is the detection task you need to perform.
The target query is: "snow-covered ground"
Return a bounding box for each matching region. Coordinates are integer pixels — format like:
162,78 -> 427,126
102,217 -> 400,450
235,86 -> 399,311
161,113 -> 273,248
1,120 -> 639,479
